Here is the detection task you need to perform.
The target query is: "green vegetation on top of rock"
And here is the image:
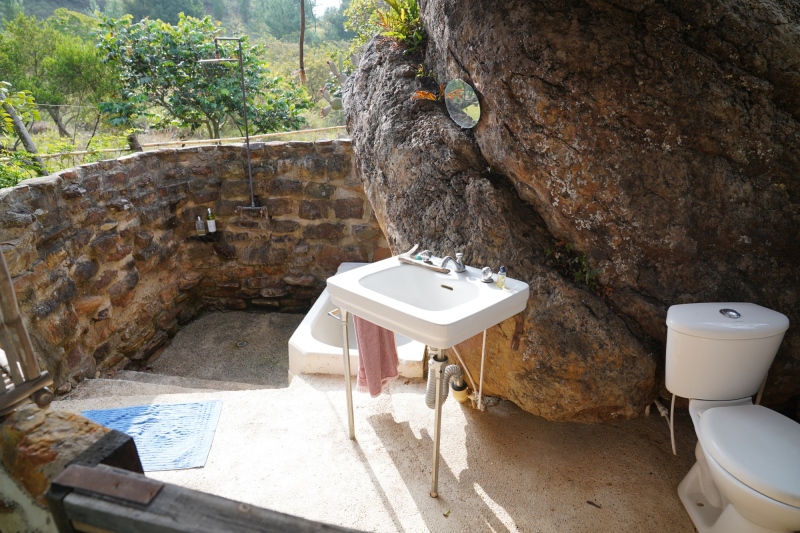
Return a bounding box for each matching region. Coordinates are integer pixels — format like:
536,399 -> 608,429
377,0 -> 424,55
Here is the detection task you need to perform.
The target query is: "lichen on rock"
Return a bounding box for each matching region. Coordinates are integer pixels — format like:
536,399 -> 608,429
345,0 -> 800,421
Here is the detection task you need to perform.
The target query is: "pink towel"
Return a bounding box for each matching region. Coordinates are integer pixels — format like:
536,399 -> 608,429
353,316 -> 399,397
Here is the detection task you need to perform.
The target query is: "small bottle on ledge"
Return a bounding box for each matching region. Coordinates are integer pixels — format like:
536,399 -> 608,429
496,265 -> 507,289
195,216 -> 206,236
206,207 -> 217,233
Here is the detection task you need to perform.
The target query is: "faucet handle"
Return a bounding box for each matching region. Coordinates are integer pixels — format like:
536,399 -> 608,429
455,252 -> 463,262
419,250 -> 432,262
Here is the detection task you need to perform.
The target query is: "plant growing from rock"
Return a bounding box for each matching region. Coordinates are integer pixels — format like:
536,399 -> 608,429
377,0 -> 425,55
545,241 -> 602,293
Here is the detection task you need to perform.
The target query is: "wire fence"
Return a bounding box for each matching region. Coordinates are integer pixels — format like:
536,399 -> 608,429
2,126 -> 349,166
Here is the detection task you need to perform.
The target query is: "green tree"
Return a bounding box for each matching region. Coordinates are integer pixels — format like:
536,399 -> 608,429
0,81 -> 45,181
0,11 -> 117,137
97,14 -> 311,138
0,81 -> 36,137
344,0 -> 381,50
262,39 -> 347,103
0,0 -> 22,25
103,0 -> 126,18
212,0 -> 225,21
121,0 -> 205,24
239,0 -> 250,24
253,0 -> 316,41
344,0 -> 423,58
322,0 -> 353,41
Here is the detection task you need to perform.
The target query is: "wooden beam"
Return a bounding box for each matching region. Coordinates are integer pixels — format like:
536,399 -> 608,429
55,464 -> 363,533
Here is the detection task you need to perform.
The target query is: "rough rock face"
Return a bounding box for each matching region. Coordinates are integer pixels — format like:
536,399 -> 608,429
345,0 -> 800,421
1,405 -> 110,507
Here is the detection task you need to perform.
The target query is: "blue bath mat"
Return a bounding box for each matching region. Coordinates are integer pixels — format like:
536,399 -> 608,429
82,400 -> 222,472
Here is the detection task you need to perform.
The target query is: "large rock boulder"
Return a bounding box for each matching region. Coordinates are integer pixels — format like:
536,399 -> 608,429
345,0 -> 800,421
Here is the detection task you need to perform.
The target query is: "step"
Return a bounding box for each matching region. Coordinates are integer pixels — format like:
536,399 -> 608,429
113,371 -> 270,392
63,378 -> 212,401
52,374 -> 334,415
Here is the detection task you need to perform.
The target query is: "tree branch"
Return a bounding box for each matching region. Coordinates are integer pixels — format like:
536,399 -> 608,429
2,103 -> 47,176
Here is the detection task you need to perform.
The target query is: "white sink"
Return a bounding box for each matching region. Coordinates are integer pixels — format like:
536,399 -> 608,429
327,256 -> 530,348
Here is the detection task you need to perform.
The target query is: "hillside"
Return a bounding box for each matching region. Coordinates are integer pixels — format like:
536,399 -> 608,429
13,0 -> 92,19
6,0 -> 345,43
10,0 -> 248,32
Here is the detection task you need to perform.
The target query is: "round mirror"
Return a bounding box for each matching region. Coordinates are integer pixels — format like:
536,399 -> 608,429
444,79 -> 481,128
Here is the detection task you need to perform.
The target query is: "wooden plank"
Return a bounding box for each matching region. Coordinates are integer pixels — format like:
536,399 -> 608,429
53,465 -> 163,505
62,465 -> 363,533
0,372 -> 53,416
71,430 -> 144,475
72,520 -> 115,533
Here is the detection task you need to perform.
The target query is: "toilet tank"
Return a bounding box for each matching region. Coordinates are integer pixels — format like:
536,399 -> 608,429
665,303 -> 789,401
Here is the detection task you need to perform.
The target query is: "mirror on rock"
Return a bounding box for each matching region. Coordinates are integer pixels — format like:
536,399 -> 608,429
444,79 -> 481,128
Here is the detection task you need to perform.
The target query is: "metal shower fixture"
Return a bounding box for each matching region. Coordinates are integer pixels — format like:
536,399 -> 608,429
199,37 -> 266,217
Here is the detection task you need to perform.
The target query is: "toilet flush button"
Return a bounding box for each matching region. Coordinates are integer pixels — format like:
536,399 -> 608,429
719,308 -> 741,319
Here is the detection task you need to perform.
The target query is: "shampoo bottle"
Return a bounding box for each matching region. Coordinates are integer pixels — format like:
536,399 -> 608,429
496,265 -> 507,289
206,208 -> 217,233
195,216 -> 206,236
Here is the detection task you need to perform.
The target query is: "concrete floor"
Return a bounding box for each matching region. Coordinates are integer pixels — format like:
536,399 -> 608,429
54,311 -> 699,533
149,311 -> 302,388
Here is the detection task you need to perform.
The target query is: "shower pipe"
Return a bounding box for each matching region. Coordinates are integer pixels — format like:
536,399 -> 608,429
199,37 -> 265,217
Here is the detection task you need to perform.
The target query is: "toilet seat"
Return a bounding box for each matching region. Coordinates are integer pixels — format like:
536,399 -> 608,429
699,404 -> 800,507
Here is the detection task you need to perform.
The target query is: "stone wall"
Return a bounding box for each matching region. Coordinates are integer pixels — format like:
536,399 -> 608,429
0,140 -> 387,393
0,406 -> 110,533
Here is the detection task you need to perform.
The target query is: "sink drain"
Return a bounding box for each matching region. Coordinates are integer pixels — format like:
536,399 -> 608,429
236,341 -> 248,348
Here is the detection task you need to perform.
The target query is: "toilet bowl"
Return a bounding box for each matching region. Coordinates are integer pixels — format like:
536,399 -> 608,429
677,399 -> 800,533
665,303 -> 799,533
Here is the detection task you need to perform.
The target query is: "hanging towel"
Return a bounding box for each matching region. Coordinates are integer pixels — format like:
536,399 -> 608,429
354,315 -> 399,397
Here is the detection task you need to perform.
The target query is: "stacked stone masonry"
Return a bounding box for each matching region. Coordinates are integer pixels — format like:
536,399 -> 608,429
0,140 -> 388,393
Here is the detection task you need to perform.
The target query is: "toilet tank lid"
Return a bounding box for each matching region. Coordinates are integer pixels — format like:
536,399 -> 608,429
699,405 -> 800,507
666,303 -> 789,340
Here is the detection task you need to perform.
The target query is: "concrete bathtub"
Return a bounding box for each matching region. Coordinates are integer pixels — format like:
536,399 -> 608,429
288,263 -> 425,381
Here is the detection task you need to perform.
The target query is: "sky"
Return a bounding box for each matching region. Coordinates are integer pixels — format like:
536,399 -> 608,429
313,0 -> 341,17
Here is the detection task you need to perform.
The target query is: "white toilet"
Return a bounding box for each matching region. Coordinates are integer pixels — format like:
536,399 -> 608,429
665,302 -> 800,533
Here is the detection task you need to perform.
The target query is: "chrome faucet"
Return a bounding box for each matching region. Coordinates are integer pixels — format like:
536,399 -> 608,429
441,252 -> 466,273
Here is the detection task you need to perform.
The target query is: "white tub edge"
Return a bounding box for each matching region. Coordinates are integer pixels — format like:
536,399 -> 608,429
288,263 -> 426,383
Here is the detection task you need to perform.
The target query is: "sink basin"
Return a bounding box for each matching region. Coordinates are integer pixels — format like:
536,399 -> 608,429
359,265 -> 481,311
327,256 -> 530,348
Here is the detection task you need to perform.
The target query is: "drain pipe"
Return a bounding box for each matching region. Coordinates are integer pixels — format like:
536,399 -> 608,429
425,351 -> 466,409
426,347 -> 465,498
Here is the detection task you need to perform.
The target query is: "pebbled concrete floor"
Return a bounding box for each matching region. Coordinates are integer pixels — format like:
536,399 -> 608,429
55,311 -> 698,533
148,310 -> 303,388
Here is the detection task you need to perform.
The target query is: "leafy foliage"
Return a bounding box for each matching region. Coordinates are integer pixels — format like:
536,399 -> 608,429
121,0 -> 204,24
0,0 -> 23,24
376,0 -> 424,55
0,149 -> 39,188
251,0 -> 317,42
0,81 -> 38,136
343,0 -> 382,54
320,0 -> 353,41
262,39 -> 348,103
545,242 -> 602,293
0,82 -> 42,187
0,10 -> 117,135
96,14 -> 311,138
344,0 -> 424,59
